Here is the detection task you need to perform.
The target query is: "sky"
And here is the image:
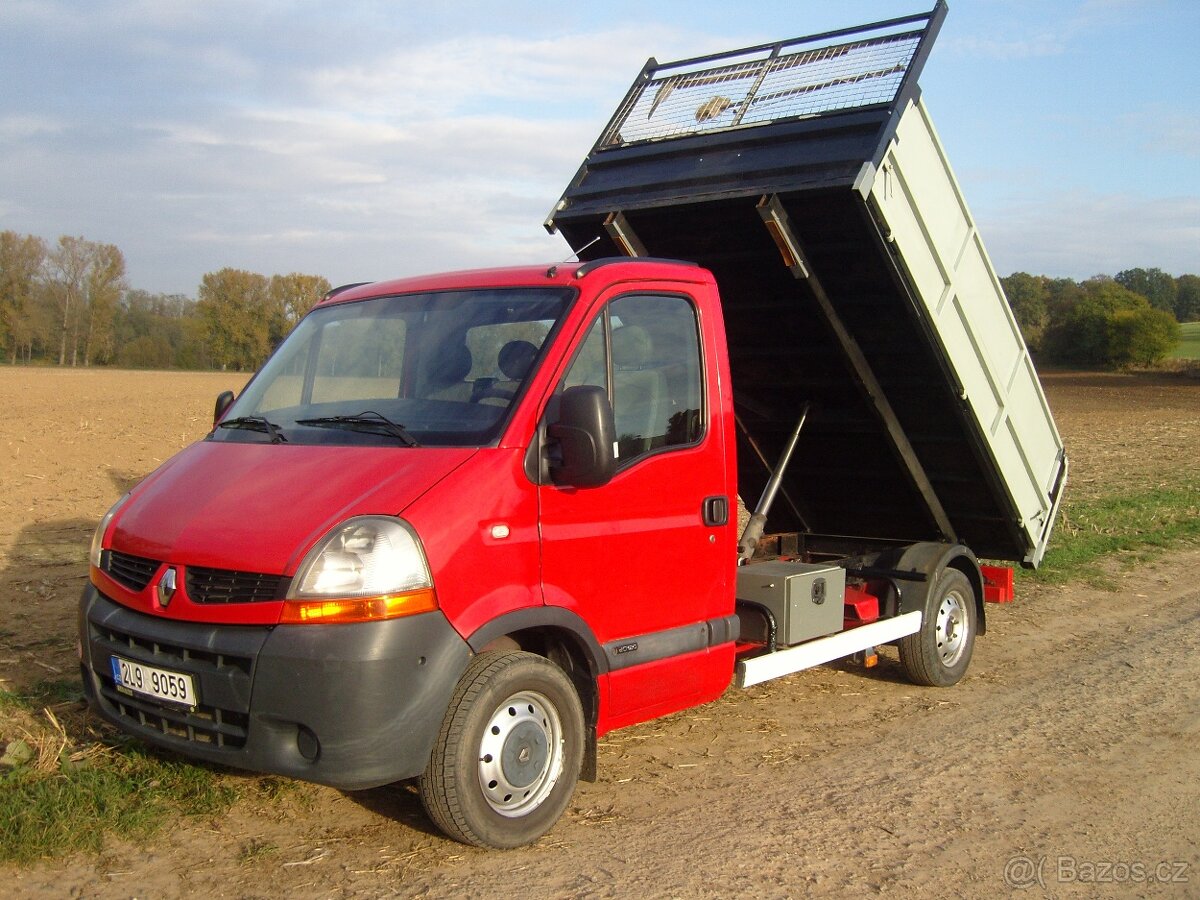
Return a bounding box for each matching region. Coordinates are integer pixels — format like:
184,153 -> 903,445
1,0 -> 1197,297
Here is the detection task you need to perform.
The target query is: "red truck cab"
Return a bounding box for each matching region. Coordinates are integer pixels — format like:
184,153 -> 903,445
81,259 -> 740,847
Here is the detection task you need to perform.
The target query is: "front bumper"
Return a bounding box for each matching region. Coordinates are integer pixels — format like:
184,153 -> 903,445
79,585 -> 472,790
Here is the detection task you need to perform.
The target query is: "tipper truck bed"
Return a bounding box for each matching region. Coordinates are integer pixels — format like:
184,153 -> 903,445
548,0 -> 1066,568
80,3 -> 1066,850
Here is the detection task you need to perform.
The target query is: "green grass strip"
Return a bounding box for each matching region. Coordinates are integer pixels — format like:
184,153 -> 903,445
0,679 -> 83,712
1172,321 -> 1200,360
1024,478 -> 1200,584
0,735 -> 236,865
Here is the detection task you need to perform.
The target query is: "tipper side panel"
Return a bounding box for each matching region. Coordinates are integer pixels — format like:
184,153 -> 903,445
868,100 -> 1066,565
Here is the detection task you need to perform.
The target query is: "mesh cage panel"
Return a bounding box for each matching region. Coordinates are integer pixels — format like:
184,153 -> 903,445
601,26 -> 926,148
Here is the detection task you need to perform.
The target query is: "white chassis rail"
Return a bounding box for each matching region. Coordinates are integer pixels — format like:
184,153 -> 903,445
735,611 -> 922,688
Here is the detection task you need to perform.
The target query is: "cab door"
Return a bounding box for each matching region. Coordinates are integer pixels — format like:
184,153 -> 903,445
537,287 -> 735,731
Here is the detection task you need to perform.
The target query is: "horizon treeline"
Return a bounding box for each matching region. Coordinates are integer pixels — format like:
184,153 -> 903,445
1000,268 -> 1193,369
0,230 -> 330,371
0,229 -> 1195,372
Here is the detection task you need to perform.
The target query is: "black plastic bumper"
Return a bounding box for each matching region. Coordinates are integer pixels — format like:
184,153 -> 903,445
79,586 -> 472,790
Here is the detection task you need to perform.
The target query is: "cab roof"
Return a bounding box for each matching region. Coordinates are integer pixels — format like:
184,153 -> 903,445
318,258 -> 709,307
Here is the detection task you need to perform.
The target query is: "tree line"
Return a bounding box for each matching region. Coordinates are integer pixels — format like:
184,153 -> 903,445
1001,268 -> 1194,369
1,229 -> 1193,373
0,230 -> 330,371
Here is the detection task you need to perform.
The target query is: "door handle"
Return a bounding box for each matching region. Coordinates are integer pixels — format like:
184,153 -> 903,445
702,495 -> 729,527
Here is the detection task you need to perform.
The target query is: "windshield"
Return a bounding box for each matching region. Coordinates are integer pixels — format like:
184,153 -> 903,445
214,286 -> 573,447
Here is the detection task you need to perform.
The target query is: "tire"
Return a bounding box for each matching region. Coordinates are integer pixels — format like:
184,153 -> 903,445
898,568 -> 977,687
418,650 -> 584,848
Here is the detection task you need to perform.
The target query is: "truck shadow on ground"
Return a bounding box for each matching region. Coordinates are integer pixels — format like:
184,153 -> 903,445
0,517 -> 96,695
0,470 -> 146,695
348,781 -> 447,840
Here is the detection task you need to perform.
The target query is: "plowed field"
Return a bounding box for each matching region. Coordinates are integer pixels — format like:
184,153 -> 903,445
2,367 -> 1197,897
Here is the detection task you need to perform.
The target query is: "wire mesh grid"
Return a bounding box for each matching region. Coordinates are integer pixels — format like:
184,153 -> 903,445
602,30 -> 923,148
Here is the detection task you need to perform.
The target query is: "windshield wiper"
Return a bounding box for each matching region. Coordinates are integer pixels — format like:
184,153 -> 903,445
217,415 -> 288,444
295,411 -> 420,447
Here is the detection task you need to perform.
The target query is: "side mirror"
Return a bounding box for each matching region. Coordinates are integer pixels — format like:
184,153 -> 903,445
547,385 -> 616,488
214,390 -> 236,425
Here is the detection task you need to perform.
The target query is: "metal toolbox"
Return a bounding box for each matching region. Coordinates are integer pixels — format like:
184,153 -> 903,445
736,561 -> 846,647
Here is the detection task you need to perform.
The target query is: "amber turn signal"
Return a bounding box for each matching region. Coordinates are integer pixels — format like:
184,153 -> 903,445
280,587 -> 438,624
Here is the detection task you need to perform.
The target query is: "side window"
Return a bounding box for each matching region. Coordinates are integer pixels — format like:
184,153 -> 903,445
560,294 -> 703,466
563,318 -> 607,391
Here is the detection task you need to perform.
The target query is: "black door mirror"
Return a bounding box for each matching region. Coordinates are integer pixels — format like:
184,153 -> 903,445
214,390 -> 236,425
548,385 -> 616,487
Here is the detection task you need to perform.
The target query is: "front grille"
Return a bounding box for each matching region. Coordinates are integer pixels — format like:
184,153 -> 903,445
91,619 -> 254,749
98,682 -> 251,749
105,551 -> 160,591
187,566 -> 288,604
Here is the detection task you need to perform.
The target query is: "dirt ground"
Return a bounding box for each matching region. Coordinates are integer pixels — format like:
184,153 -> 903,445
1,367 -> 1198,898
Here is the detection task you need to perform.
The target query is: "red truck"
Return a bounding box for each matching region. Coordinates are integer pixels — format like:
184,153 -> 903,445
79,4 -> 1066,849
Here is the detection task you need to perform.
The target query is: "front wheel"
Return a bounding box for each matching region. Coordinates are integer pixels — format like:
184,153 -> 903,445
898,568 -> 977,687
419,650 -> 584,848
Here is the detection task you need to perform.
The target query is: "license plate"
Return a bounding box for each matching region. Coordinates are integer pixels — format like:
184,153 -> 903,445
110,655 -> 198,707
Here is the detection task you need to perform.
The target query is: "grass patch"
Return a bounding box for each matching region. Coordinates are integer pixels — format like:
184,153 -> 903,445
239,838 -> 279,865
0,679 -> 84,711
1173,321 -> 1200,360
0,743 -> 237,865
0,681 -> 241,865
1023,477 -> 1200,584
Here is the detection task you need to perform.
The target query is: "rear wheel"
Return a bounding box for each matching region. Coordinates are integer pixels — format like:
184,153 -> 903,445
898,568 -> 976,687
419,651 -> 583,848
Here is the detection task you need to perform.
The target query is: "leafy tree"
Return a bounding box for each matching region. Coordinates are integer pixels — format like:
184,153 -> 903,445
197,268 -> 273,371
0,231 -> 47,363
177,315 -> 212,370
114,290 -> 207,369
1175,274 -> 1200,323
44,236 -> 126,366
1046,279 -> 1176,368
46,236 -> 90,365
1043,277 -> 1085,320
82,242 -> 125,365
1115,267 -> 1178,316
1001,272 -> 1049,351
1107,306 -> 1180,367
117,333 -> 174,369
267,273 -> 331,346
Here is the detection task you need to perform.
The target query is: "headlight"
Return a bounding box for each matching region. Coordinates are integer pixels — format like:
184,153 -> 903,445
89,494 -> 130,569
282,517 -> 437,624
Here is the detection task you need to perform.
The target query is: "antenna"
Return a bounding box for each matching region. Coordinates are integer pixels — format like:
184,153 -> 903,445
562,235 -> 601,262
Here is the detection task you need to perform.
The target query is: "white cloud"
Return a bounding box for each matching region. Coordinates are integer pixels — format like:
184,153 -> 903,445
982,192 -> 1200,278
1117,108 -> 1200,160
305,26 -> 691,119
944,33 -> 1066,60
0,115 -> 66,141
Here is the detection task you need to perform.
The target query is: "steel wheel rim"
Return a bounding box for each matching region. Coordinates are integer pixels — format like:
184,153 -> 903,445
478,690 -> 564,817
935,589 -> 969,667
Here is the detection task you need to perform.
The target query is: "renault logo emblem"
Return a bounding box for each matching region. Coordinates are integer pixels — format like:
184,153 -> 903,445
158,567 -> 178,608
